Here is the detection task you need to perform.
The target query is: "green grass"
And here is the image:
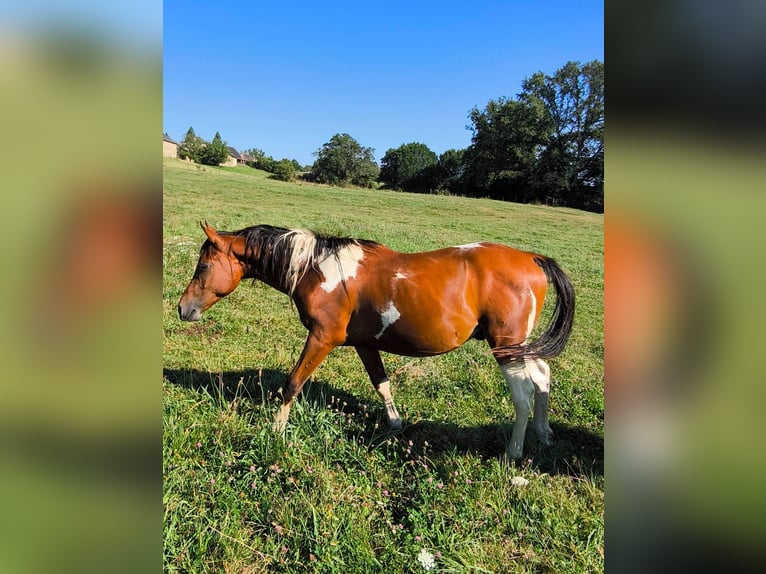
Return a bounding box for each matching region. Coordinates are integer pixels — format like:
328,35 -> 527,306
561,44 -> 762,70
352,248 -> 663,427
163,158 -> 603,573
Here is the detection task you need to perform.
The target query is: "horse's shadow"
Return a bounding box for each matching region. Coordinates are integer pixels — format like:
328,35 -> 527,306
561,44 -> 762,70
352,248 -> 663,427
163,367 -> 603,478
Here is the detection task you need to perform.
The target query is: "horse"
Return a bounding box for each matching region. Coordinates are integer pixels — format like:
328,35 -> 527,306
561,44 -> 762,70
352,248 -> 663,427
178,222 -> 575,460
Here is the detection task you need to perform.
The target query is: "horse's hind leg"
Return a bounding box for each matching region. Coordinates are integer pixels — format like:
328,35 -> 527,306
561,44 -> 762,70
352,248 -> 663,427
499,361 -> 535,460
355,346 -> 402,430
527,358 -> 554,446
498,357 -> 554,460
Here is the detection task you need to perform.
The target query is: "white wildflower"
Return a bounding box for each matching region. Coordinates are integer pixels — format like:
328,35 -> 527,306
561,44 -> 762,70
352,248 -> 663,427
417,548 -> 435,571
511,476 -> 529,486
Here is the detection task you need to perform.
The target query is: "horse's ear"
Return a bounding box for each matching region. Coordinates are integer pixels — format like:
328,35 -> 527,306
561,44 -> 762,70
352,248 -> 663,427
200,221 -> 227,252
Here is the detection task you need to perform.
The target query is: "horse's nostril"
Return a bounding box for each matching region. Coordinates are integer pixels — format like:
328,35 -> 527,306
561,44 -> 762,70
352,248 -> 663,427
177,304 -> 184,320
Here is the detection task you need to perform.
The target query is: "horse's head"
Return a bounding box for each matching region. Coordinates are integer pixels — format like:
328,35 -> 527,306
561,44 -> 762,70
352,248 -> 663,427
178,222 -> 246,322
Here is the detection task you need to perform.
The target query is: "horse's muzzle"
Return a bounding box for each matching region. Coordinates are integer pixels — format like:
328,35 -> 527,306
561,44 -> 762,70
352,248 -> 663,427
178,303 -> 201,322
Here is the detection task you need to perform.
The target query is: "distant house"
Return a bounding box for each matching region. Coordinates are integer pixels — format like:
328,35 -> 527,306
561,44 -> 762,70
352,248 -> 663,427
221,146 -> 242,167
163,133 -> 178,158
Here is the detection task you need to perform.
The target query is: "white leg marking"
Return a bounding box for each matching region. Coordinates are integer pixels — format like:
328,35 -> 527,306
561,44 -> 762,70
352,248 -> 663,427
526,358 -> 553,445
374,301 -> 401,340
525,357 -> 550,393
318,244 -> 364,292
376,380 -> 402,429
272,401 -> 293,432
500,362 -> 535,460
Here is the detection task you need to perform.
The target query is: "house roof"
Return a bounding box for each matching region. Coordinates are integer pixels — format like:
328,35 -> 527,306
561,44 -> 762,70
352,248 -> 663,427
163,133 -> 177,144
227,146 -> 242,159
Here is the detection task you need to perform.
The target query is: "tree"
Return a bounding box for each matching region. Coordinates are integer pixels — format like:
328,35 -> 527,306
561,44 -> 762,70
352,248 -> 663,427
242,147 -> 266,168
432,148 -> 466,194
200,131 -> 230,166
522,60 -> 604,209
463,96 -> 550,202
462,60 -> 603,210
271,158 -> 296,181
310,133 -> 379,187
259,156 -> 276,173
177,127 -> 205,163
379,142 -> 437,191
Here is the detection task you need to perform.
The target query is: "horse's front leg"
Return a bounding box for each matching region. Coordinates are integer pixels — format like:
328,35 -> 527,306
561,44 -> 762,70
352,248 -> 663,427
272,331 -> 335,431
355,346 -> 402,430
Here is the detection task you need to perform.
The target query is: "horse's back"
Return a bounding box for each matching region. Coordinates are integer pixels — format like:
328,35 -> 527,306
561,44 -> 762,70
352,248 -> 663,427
354,241 -> 548,305
458,242 -> 548,292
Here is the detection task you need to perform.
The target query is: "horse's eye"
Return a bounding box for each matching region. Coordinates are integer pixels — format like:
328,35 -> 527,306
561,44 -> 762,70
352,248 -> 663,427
195,263 -> 210,288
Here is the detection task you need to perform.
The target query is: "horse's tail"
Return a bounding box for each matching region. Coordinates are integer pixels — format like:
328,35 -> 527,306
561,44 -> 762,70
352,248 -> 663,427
492,255 -> 576,362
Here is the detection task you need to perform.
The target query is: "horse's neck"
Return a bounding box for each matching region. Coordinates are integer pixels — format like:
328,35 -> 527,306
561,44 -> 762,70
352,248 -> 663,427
256,273 -> 292,296
244,254 -> 296,298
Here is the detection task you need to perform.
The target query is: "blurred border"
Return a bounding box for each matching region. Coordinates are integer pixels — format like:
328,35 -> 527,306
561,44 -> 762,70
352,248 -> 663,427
607,1 -> 766,572
0,3 -> 161,573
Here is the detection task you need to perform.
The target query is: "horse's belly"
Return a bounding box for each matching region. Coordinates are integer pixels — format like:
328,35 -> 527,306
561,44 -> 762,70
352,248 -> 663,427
358,321 -> 474,357
345,277 -> 480,355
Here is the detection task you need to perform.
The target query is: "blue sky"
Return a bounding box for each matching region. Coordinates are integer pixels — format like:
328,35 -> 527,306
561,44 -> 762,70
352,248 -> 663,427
163,1 -> 603,167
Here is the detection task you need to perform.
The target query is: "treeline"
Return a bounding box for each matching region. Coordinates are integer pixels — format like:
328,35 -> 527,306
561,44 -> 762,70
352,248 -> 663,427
375,60 -> 604,211
297,60 -> 603,211
176,60 -> 603,212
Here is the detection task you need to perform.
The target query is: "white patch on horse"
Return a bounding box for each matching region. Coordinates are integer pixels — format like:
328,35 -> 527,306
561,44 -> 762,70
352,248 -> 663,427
500,362 -> 535,460
318,244 -> 364,292
526,287 -> 537,340
374,301 -> 401,339
456,242 -> 482,250
394,271 -> 407,280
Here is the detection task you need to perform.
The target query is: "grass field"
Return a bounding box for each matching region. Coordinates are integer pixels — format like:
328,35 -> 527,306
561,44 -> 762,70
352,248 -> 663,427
163,158 -> 603,573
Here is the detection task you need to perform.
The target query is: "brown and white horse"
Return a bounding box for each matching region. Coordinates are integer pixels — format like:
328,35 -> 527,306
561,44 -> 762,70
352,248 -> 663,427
178,222 -> 575,460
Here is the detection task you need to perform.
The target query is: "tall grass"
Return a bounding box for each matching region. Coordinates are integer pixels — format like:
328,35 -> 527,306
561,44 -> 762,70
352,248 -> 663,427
163,158 -> 603,573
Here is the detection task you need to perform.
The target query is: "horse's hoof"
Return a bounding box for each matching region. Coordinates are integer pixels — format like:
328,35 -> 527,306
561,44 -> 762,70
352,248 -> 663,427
534,425 -> 554,446
504,447 -> 523,463
537,434 -> 553,447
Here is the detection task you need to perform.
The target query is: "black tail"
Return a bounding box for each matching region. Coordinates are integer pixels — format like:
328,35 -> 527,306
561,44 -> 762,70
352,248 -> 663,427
492,256 -> 575,362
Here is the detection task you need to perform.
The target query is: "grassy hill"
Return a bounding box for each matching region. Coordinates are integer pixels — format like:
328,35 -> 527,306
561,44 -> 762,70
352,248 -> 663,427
163,158 -> 603,573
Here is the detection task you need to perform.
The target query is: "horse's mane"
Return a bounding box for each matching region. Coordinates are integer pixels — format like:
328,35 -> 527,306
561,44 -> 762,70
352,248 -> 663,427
214,225 -> 378,296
